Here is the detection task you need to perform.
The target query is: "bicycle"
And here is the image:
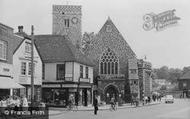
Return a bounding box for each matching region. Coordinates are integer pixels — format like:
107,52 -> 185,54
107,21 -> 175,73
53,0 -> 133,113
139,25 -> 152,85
109,103 -> 116,111
67,103 -> 78,112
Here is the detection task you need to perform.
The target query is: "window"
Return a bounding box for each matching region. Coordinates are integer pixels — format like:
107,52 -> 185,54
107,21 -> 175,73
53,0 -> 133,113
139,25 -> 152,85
85,67 -> 89,78
64,19 -> 70,27
56,64 -> 65,80
130,69 -> 137,74
0,40 -> 7,60
80,65 -> 83,78
28,62 -> 35,76
28,62 -> 32,75
21,62 -> 26,75
42,64 -> 45,80
99,48 -> 119,75
106,25 -> 112,32
25,42 -> 31,53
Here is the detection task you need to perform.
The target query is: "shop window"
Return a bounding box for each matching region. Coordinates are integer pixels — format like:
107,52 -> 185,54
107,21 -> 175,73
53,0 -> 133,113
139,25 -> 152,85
183,82 -> 187,87
85,67 -> 89,78
99,48 -> 119,75
0,40 -> 7,61
56,64 -> 65,80
80,65 -> 83,78
21,62 -> 26,75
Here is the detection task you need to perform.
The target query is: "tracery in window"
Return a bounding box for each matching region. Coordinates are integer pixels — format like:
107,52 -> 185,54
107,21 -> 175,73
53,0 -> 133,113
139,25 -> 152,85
99,48 -> 119,75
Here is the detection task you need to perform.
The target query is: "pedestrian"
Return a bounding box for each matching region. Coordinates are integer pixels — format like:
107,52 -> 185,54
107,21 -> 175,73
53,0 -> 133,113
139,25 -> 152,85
110,97 -> 116,110
93,95 -> 98,115
21,95 -> 28,111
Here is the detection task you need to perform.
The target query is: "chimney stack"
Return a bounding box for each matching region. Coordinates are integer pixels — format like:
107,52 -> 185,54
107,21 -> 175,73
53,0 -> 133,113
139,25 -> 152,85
18,26 -> 23,32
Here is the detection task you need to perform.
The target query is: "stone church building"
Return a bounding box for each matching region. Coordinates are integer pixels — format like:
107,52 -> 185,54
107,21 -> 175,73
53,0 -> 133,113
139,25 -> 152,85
82,17 -> 152,103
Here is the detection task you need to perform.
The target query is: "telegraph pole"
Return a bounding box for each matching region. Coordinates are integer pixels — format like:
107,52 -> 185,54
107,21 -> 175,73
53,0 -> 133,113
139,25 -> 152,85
31,25 -> 34,107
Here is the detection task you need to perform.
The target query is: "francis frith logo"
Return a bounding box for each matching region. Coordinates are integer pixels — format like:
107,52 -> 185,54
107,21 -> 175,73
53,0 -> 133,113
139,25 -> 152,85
143,9 -> 180,31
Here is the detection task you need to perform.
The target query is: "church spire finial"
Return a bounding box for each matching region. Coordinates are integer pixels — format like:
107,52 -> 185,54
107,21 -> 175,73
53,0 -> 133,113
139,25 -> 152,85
108,16 -> 111,21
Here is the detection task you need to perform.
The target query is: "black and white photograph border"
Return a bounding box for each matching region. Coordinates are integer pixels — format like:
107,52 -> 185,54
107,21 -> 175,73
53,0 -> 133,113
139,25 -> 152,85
0,0 -> 190,119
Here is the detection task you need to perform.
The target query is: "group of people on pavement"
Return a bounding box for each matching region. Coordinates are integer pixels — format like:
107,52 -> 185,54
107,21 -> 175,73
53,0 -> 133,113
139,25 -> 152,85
0,95 -> 28,111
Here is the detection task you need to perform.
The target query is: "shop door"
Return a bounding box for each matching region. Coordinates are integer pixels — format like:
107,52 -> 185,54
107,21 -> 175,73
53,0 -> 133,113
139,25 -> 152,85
59,89 -> 69,107
82,89 -> 88,106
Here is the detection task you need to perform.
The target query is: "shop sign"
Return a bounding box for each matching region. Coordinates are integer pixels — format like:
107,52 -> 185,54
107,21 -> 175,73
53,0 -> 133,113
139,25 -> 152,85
42,84 -> 61,88
143,9 -> 180,31
80,78 -> 90,82
65,77 -> 73,81
0,63 -> 12,76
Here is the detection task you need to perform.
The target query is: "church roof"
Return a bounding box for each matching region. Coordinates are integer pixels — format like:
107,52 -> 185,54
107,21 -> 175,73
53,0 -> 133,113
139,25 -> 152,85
179,71 -> 190,80
34,35 -> 94,66
97,17 -> 136,58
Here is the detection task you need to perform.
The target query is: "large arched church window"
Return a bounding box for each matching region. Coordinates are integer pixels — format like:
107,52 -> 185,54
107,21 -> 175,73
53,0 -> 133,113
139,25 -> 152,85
99,48 -> 119,75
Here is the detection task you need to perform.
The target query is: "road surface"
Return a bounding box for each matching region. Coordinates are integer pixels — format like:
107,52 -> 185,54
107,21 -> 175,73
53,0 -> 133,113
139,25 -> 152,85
50,99 -> 190,119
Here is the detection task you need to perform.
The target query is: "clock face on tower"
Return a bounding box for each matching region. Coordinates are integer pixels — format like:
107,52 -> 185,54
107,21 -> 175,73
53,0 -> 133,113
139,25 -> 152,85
71,17 -> 78,24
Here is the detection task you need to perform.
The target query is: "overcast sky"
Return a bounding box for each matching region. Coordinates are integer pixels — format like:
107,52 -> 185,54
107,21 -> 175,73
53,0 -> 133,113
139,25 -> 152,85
1,0 -> 190,69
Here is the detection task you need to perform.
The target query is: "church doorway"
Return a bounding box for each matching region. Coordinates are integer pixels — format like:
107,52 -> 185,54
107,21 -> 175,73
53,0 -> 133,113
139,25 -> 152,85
104,85 -> 119,104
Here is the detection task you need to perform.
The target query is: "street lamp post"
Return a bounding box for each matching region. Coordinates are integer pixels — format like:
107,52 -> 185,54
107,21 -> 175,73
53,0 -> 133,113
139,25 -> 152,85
31,25 -> 34,107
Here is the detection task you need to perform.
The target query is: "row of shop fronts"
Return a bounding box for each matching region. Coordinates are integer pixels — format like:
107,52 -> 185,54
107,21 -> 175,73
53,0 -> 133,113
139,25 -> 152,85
42,83 -> 93,107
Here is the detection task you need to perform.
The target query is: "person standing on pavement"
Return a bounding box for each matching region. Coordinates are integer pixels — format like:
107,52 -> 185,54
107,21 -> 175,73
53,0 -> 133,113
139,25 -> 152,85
93,95 -> 98,115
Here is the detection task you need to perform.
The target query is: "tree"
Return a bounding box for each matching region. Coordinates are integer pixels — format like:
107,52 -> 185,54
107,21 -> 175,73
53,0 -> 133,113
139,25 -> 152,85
81,32 -> 95,54
154,66 -> 170,79
168,68 -> 182,83
182,66 -> 190,75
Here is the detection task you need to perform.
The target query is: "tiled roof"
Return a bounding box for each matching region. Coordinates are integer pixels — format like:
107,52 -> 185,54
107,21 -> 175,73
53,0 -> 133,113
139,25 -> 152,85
34,35 -> 94,66
180,71 -> 190,80
12,34 -> 24,54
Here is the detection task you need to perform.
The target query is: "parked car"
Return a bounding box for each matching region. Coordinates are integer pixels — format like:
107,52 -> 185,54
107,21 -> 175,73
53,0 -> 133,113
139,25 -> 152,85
165,95 -> 174,103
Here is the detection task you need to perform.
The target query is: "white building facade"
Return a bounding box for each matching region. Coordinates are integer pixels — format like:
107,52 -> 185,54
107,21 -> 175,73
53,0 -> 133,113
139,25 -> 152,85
13,26 -> 42,101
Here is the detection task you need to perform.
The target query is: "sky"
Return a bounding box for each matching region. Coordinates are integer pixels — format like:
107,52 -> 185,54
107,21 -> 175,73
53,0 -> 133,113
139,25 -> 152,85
1,0 -> 190,69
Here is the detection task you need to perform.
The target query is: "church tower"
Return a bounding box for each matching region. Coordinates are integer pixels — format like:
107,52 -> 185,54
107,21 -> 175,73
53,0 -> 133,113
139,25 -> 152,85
52,5 -> 82,47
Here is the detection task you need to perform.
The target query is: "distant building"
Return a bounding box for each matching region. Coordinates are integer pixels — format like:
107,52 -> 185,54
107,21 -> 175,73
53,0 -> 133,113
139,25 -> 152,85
154,79 -> 171,86
13,26 -> 42,101
35,35 -> 94,107
178,71 -> 190,98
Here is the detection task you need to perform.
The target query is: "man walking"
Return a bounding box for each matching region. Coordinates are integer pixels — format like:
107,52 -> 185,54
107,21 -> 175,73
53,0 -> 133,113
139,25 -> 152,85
93,95 -> 98,115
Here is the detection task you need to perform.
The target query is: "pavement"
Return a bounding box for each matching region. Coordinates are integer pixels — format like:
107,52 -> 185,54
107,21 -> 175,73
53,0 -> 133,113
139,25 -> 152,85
49,101 -> 161,115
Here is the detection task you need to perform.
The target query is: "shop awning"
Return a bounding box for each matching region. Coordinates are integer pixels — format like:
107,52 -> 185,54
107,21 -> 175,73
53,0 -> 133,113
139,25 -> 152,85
0,77 -> 25,89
